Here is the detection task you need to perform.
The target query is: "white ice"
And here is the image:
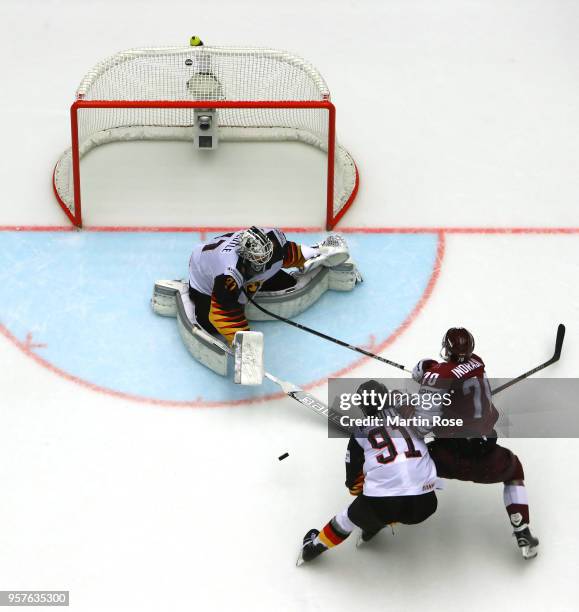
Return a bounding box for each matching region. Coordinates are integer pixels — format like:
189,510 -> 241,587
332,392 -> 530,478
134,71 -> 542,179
1,1 -> 578,611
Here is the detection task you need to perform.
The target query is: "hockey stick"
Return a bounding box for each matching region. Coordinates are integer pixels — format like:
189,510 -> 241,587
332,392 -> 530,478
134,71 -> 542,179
264,372 -> 349,434
491,323 -> 565,396
267,322 -> 565,407
244,290 -> 411,373
206,325 -> 342,417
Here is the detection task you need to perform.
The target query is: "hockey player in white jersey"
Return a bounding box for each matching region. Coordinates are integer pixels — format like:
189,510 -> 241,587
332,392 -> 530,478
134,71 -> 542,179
188,226 -> 348,344
299,380 -> 438,564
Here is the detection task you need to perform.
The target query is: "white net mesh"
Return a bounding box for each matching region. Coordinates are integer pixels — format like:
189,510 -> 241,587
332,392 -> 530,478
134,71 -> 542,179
77,46 -> 331,101
53,46 -> 357,226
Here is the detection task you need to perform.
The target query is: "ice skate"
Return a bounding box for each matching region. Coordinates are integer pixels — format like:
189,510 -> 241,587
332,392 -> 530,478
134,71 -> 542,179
296,529 -> 324,566
356,529 -> 379,548
513,525 -> 539,560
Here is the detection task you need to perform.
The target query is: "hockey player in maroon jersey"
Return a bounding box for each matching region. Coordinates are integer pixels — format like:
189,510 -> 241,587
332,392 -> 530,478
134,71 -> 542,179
298,380 -> 438,565
412,327 -> 539,559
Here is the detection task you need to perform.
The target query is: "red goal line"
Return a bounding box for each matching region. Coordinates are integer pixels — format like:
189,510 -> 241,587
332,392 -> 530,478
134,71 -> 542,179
0,225 -> 579,234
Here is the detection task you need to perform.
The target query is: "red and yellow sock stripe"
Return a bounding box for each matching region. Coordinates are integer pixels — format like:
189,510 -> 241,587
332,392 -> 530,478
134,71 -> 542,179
317,517 -> 351,549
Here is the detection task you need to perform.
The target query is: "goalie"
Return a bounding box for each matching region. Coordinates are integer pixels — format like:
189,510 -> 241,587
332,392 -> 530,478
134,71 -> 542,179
188,226 -> 349,344
152,226 -> 361,380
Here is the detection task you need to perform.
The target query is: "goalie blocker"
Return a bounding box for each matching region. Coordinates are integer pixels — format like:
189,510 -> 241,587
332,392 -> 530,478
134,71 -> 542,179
152,255 -> 361,383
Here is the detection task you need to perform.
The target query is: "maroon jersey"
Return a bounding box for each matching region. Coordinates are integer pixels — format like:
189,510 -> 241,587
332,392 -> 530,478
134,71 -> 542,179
420,354 -> 498,437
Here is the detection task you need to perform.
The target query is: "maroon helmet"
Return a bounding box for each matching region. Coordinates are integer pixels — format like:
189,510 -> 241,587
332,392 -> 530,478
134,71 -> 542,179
441,327 -> 475,363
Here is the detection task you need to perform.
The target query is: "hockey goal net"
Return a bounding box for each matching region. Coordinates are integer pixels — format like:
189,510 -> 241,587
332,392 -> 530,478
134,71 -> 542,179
53,45 -> 359,229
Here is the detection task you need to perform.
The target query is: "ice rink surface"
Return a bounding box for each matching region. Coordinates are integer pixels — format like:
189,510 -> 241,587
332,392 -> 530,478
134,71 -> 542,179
1,1 -> 579,610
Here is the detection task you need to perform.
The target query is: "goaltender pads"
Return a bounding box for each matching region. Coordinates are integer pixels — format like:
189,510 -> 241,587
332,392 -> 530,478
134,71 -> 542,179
152,255 -> 362,381
151,280 -> 264,384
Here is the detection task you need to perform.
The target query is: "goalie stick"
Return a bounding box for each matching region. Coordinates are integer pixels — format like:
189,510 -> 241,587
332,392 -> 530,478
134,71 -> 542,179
264,372 -> 349,434
244,290 -> 411,373
206,327 -> 345,425
491,323 -> 565,396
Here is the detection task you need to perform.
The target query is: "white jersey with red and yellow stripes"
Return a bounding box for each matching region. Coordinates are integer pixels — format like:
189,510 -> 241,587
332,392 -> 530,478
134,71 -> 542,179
348,425 -> 437,497
188,228 -> 288,302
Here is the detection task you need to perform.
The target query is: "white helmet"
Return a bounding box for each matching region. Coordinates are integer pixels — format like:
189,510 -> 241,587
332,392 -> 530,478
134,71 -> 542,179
236,227 -> 273,270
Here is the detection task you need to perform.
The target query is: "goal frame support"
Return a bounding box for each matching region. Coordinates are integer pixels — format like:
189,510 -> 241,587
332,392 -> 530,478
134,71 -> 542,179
53,99 -> 359,230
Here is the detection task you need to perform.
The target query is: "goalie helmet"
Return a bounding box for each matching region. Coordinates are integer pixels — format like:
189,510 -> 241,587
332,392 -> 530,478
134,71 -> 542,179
356,379 -> 388,417
441,327 -> 475,363
237,227 -> 274,271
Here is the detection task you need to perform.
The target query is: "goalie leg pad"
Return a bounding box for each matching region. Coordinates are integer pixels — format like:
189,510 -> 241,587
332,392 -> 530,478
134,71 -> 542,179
153,282 -> 264,384
175,289 -> 229,377
328,259 -> 363,292
151,280 -> 184,317
152,280 -> 229,376
244,259 -> 362,321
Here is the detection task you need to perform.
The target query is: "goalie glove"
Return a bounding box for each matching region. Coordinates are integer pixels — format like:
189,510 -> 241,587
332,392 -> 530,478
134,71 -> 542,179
302,234 -> 350,273
349,472 -> 364,496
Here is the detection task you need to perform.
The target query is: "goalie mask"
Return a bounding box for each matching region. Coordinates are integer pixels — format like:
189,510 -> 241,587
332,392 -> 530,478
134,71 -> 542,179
237,227 -> 274,271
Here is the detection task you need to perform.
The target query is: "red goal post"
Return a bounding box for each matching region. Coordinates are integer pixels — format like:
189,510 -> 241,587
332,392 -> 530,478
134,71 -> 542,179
52,46 -> 359,230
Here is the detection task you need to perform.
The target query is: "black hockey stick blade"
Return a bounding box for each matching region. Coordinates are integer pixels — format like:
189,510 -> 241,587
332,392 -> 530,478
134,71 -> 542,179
491,323 -> 565,396
553,323 -> 566,361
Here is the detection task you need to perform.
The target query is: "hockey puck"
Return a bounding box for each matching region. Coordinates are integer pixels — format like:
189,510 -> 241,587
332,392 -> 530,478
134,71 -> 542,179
278,452 -> 289,461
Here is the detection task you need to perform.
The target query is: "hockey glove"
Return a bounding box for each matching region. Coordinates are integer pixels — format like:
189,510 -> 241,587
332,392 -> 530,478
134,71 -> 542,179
349,472 -> 364,496
302,234 -> 350,273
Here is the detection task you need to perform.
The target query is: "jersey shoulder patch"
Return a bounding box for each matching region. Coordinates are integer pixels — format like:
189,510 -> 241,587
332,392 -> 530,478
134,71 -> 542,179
225,266 -> 244,288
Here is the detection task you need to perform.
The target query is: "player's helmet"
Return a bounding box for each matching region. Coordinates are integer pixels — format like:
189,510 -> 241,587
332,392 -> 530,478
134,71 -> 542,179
237,227 -> 274,271
357,379 -> 388,417
441,327 -> 475,363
